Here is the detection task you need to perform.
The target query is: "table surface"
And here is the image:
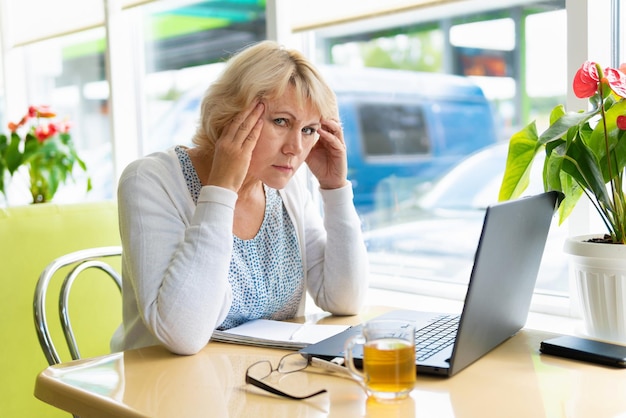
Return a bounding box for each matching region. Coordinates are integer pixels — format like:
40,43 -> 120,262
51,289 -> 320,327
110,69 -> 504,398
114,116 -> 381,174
34,306 -> 626,418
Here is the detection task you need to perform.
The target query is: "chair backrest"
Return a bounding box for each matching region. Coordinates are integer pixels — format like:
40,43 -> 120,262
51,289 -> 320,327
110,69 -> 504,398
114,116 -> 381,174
33,246 -> 123,366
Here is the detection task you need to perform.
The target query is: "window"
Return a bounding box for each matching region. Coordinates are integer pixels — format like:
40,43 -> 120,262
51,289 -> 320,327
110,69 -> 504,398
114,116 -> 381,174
359,103 -> 430,157
138,0 -> 266,155
300,1 -> 571,312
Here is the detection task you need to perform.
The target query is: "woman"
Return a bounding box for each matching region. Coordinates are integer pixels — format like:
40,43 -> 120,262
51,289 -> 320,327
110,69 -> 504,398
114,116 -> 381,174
111,41 -> 368,355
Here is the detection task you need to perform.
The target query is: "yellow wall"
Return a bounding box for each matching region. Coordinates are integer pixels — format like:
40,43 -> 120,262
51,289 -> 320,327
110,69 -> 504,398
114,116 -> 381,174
0,201 -> 121,417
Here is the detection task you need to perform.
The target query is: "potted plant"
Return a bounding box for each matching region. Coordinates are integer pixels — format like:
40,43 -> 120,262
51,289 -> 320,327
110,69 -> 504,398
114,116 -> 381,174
499,61 -> 626,342
0,105 -> 91,204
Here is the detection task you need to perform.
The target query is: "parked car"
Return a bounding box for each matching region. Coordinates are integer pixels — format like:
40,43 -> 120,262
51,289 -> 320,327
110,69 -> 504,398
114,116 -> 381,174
362,142 -> 569,295
147,64 -> 499,213
319,65 -> 499,213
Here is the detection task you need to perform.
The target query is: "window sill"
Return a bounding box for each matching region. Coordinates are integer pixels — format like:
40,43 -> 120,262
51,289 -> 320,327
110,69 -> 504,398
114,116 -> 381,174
364,287 -> 581,336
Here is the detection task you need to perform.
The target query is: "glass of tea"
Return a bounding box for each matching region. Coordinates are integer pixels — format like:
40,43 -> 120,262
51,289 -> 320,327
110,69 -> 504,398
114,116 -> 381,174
344,320 -> 416,400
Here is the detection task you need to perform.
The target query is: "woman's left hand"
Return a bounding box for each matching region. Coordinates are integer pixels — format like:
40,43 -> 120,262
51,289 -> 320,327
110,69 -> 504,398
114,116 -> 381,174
306,118 -> 349,190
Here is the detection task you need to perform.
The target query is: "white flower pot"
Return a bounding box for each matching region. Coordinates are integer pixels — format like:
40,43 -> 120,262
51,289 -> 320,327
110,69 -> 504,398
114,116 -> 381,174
564,234 -> 626,343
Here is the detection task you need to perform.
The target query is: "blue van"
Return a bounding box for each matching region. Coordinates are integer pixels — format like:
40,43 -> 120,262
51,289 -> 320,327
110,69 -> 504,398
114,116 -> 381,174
318,66 -> 498,213
148,65 -> 497,213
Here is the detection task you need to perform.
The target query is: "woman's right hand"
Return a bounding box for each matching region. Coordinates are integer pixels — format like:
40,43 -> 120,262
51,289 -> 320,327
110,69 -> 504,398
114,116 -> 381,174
207,101 -> 264,192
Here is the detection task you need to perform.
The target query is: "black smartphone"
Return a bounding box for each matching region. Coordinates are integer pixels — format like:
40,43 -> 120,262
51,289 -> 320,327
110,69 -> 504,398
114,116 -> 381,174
540,335 -> 626,368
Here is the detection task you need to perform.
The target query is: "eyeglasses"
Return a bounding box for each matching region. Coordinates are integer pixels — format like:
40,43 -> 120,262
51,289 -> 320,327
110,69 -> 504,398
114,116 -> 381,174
245,352 -> 328,400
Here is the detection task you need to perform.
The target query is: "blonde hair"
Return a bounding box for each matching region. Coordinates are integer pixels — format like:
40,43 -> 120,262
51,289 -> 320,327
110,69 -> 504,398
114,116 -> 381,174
192,40 -> 338,150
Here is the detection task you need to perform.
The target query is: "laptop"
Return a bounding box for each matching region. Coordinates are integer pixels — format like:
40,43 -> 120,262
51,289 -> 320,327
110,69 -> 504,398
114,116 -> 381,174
300,191 -> 562,377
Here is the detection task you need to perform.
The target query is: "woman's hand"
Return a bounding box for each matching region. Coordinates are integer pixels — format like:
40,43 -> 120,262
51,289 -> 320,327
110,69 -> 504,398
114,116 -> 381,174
306,118 -> 349,190
207,101 -> 264,192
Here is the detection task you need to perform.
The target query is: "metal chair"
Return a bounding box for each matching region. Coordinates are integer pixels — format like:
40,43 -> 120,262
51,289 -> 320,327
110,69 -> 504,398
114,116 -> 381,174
33,246 -> 122,366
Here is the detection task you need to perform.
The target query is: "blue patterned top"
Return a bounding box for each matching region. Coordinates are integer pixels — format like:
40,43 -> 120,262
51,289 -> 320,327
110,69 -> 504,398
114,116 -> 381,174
175,146 -> 304,329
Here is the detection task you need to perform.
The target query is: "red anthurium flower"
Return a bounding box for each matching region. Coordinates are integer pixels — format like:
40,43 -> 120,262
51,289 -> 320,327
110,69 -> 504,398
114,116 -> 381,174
34,123 -> 57,142
617,115 -> 626,130
29,105 -> 56,119
573,61 -> 601,98
7,114 -> 30,132
604,67 -> 626,98
56,120 -> 72,133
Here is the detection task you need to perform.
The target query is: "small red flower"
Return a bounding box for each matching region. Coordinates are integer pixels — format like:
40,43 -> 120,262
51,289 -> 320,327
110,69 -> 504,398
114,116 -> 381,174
617,115 -> 626,130
56,120 -> 72,133
29,105 -> 56,118
604,67 -> 626,98
7,114 -> 29,132
573,61 -> 601,98
34,123 -> 57,142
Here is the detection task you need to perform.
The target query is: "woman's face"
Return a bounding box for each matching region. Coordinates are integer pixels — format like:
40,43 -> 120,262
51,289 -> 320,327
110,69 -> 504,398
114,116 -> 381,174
247,85 -> 321,189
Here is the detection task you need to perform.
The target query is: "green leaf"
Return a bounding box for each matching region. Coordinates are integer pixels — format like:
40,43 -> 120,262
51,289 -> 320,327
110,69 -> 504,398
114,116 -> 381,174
562,138 -> 612,209
556,173 -> 583,225
0,134 -> 7,195
538,107 -> 597,146
543,140 -> 566,192
498,122 -> 541,201
22,133 -> 40,163
0,133 -> 7,156
6,134 -> 23,174
591,100 -> 626,181
48,164 -> 61,198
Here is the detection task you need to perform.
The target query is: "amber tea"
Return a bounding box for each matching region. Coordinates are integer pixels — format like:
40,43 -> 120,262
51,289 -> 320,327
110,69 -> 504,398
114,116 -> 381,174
363,338 -> 416,393
344,320 -> 416,400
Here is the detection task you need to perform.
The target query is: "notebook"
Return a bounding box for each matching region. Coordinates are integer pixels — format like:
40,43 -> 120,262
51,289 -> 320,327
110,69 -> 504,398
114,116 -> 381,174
300,191 -> 562,377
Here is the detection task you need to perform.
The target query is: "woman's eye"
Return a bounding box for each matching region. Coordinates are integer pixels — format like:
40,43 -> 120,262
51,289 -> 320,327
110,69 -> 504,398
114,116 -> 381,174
302,127 -> 316,135
274,118 -> 287,126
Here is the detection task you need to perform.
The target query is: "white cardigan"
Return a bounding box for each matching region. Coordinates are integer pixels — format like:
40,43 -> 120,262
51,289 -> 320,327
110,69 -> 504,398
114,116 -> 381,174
111,149 -> 369,355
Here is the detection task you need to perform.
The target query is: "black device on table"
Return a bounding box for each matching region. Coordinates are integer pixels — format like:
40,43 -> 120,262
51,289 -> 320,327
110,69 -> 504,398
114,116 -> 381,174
540,335 -> 626,368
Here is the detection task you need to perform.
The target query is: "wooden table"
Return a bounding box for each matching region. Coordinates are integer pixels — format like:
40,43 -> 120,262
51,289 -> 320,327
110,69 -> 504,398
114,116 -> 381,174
34,307 -> 626,417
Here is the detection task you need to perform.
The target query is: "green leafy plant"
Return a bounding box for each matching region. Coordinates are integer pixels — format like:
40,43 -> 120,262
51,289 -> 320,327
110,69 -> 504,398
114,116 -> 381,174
0,105 -> 91,204
499,61 -> 626,244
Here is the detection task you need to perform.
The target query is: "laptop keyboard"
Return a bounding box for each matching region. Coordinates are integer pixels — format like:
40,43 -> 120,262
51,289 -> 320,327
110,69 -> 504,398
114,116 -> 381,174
415,314 -> 460,361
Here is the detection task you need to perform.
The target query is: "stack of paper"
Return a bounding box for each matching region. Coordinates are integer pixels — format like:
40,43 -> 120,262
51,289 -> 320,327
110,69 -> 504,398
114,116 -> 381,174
211,319 -> 351,350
